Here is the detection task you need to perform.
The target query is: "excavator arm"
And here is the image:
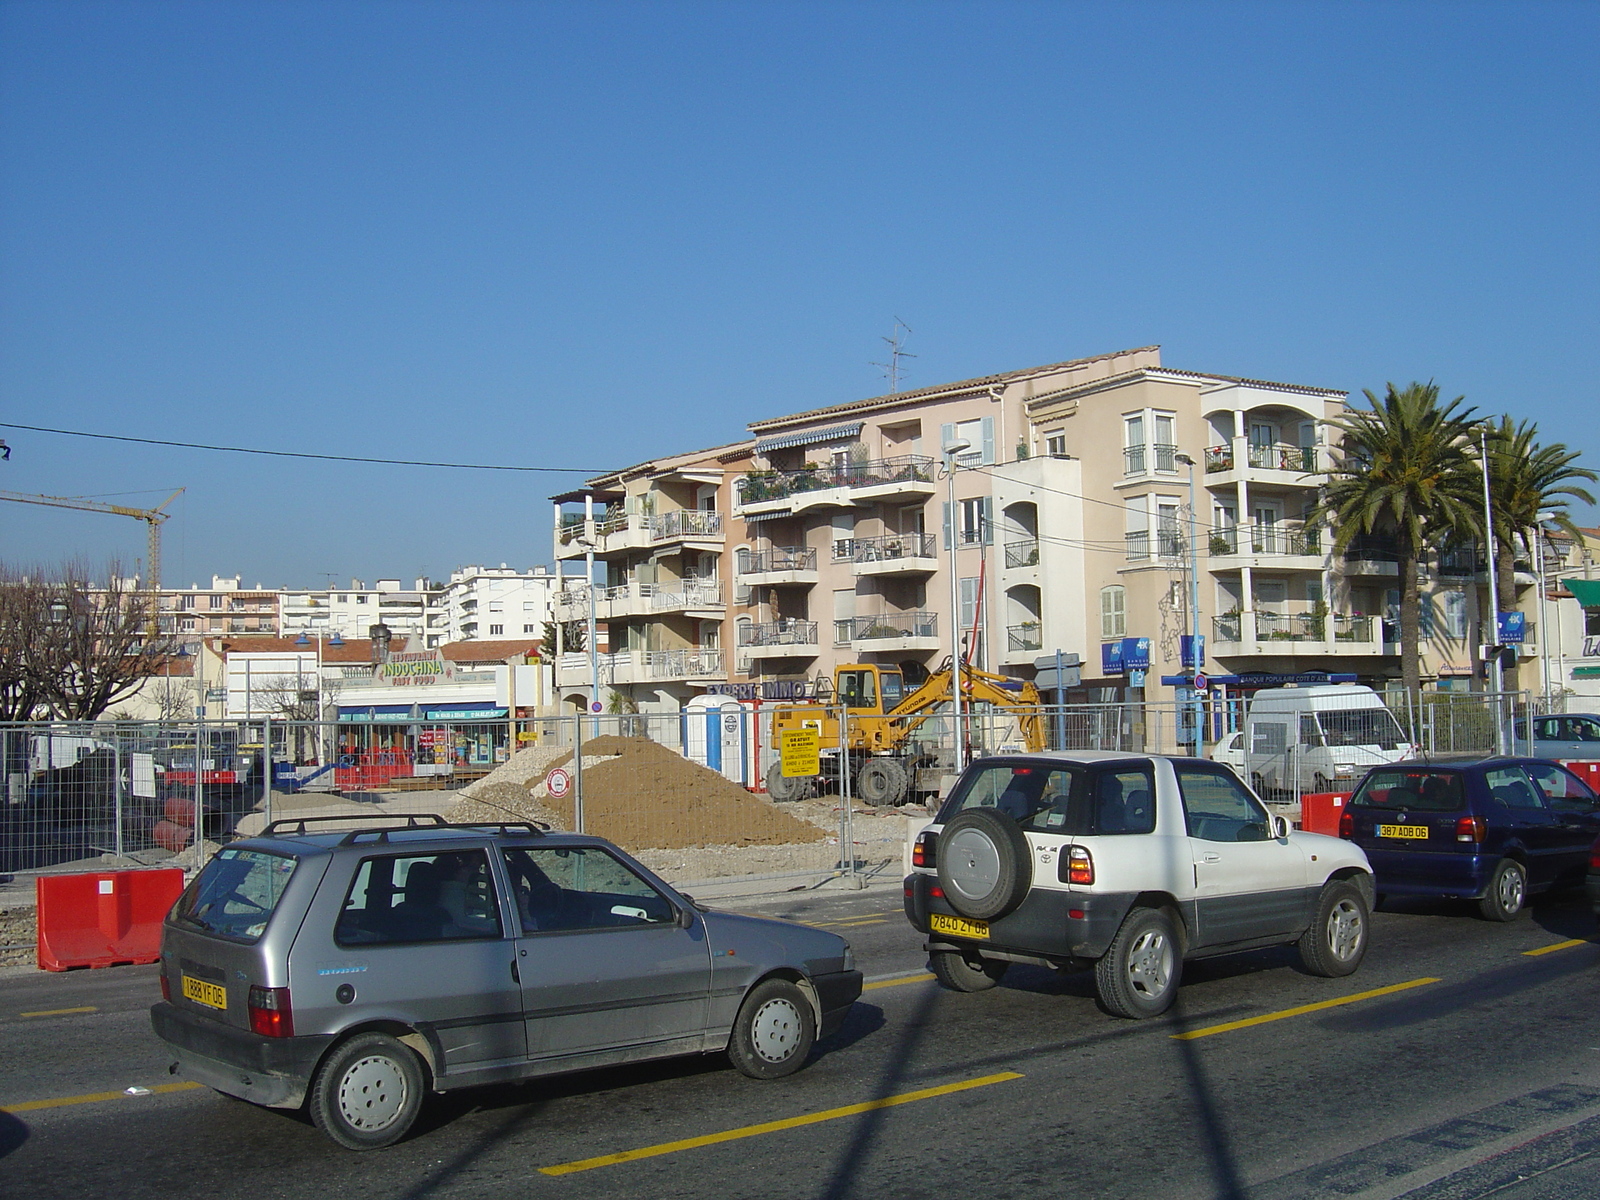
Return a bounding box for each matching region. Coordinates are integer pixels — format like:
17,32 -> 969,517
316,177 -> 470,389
886,659 -> 1046,753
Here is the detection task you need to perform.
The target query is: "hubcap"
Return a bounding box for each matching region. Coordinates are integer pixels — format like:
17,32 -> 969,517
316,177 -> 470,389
1498,866 -> 1524,912
945,828 -> 1001,901
1327,898 -> 1363,960
750,997 -> 803,1063
1126,930 -> 1171,998
336,1055 -> 407,1131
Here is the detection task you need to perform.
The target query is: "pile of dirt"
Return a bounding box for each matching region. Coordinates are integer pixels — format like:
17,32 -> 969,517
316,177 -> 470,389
446,735 -> 823,853
0,908 -> 37,968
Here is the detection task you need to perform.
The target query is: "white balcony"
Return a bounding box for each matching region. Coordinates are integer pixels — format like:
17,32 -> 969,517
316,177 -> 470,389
1210,611 -> 1386,657
1203,439 -> 1324,490
736,547 -> 819,587
836,611 -> 940,654
848,533 -> 938,578
553,581 -> 724,622
1206,523 -> 1325,574
739,619 -> 820,659
733,456 -> 936,517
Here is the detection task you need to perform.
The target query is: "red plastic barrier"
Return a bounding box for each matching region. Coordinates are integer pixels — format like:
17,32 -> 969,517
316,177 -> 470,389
36,869 -> 186,972
1299,792 -> 1352,837
1561,761 -> 1600,791
335,748 -> 415,792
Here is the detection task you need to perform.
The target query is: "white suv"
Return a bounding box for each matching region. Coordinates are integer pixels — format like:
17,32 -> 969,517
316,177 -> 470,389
903,751 -> 1375,1018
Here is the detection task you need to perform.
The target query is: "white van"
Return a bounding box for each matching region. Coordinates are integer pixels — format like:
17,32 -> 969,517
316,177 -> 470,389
1242,685 -> 1412,796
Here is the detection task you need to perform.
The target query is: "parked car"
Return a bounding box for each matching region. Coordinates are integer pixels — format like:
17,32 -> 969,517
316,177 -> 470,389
904,752 -> 1375,1019
150,815 -> 861,1149
1244,684 -> 1412,795
1512,713 -> 1600,760
1587,833 -> 1600,918
1339,756 -> 1600,920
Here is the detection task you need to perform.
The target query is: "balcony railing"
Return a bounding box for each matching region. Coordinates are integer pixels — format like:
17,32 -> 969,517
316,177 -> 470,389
1004,538 -> 1040,568
1205,445 -> 1233,472
739,619 -> 819,648
1007,623 -> 1043,652
735,455 -> 935,506
1212,611 -> 1377,643
1247,443 -> 1317,472
1437,547 -> 1486,576
737,546 -> 817,575
1126,530 -> 1185,561
1123,443 -> 1179,475
1123,445 -> 1145,475
1207,523 -> 1320,556
849,533 -> 938,565
648,581 -> 723,610
650,510 -> 723,540
836,611 -> 938,643
644,648 -> 723,678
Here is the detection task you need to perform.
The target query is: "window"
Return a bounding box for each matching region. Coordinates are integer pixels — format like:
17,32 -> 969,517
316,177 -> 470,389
1176,768 -> 1271,842
943,762 -> 1087,832
1485,766 -> 1547,811
173,848 -> 299,943
357,595 -> 368,604
1586,607 -> 1600,637
959,577 -> 984,635
524,624 -> 537,634
959,497 -> 992,546
523,602 -> 537,612
335,851 -> 504,945
940,417 -> 996,466
489,624 -> 504,636
1101,586 -> 1126,639
1444,590 -> 1468,638
1124,415 -> 1146,474
1046,432 -> 1067,458
1526,762 -> 1599,810
501,846 -> 675,933
837,668 -> 877,709
1350,770 -> 1464,812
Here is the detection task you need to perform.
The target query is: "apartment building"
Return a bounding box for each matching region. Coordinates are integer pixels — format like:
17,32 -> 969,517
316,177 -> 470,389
279,578 -> 435,643
435,565 -> 559,647
158,576 -> 278,637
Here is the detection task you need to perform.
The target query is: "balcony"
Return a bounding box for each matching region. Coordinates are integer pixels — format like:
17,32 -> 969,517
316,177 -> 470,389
849,533 -> 939,577
1206,523 -> 1323,571
1126,529 -> 1186,562
836,610 -> 940,653
1211,610 -> 1384,656
649,509 -> 724,544
643,647 -> 724,681
1004,539 -> 1040,569
736,546 -> 818,587
1007,623 -> 1043,653
1437,547 -> 1487,577
739,619 -> 820,659
1340,546 -> 1400,577
1123,443 -> 1179,476
1203,440 -> 1323,488
553,580 -> 724,622
733,456 -> 936,516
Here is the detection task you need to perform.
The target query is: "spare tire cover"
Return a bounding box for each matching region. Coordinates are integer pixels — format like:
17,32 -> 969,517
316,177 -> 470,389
935,808 -> 1032,920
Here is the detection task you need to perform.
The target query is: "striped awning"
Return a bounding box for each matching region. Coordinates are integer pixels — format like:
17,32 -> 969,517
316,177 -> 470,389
753,422 -> 864,454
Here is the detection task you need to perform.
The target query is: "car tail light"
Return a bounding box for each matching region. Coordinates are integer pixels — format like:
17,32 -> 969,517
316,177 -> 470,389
912,830 -> 937,869
1456,815 -> 1487,844
248,986 -> 294,1038
1338,809 -> 1354,839
160,972 -> 171,1002
929,884 -> 945,899
1067,845 -> 1094,885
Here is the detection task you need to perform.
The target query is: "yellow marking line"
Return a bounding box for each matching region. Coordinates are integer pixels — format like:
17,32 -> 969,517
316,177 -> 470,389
1524,939 -> 1589,957
834,918 -> 888,928
1172,977 -> 1440,1041
539,1071 -> 1024,1176
18,1006 -> 97,1018
2,1081 -> 202,1114
863,972 -> 935,991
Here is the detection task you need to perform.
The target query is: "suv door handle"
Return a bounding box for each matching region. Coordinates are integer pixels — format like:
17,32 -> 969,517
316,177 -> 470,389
1201,853 -> 1222,863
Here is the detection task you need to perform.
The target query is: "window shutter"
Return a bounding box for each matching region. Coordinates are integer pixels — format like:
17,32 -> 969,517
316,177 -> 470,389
980,416 -> 996,465
980,496 -> 993,545
940,422 -> 956,454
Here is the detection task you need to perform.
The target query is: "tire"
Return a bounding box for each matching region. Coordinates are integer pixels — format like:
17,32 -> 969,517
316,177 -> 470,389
1094,908 -> 1181,1019
1298,881 -> 1369,977
765,760 -> 815,803
929,950 -> 1008,993
857,759 -> 908,807
1479,859 -> 1528,922
935,809 -> 1032,920
728,978 -> 816,1080
308,1033 -> 426,1151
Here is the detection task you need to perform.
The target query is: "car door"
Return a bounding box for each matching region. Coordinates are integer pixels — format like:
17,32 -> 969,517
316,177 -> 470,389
504,845 -> 711,1060
1483,765 -> 1567,889
1524,761 -> 1600,887
1176,765 -> 1310,947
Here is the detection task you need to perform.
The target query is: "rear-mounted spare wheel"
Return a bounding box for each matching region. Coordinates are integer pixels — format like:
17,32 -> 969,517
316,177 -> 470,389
935,809 -> 1031,920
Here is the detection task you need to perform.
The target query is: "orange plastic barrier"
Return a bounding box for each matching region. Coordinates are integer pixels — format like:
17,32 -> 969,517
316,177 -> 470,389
1561,761 -> 1600,791
1299,792 -> 1352,837
335,748 -> 415,792
36,868 -> 186,972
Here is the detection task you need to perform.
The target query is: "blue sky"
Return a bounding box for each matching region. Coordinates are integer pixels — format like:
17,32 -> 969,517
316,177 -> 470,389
1,0 -> 1595,588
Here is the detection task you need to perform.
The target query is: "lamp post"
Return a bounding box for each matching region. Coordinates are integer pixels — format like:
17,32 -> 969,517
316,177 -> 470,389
944,436 -> 972,773
575,521 -> 600,737
1175,452 -> 1203,753
296,629 -> 345,761
1535,510 -> 1557,711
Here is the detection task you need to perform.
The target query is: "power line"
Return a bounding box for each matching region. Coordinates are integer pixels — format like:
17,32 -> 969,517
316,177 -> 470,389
0,421 -> 605,474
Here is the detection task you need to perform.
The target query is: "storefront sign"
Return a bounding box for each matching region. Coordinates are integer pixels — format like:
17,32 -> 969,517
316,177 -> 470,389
424,707 -> 508,721
379,650 -> 455,686
707,681 -> 812,701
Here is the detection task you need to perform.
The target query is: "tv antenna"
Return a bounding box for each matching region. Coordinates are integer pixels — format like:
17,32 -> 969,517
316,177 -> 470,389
871,318 -> 916,393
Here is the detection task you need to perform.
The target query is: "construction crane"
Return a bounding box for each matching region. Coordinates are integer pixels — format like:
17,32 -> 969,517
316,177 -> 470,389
0,488 -> 184,590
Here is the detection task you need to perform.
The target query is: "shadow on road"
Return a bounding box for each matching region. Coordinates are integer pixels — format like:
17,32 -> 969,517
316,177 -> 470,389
0,1111 -> 27,1159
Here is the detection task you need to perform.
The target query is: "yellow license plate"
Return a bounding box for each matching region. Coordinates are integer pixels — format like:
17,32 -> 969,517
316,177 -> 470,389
930,913 -> 990,940
182,975 -> 227,1011
1378,823 -> 1430,840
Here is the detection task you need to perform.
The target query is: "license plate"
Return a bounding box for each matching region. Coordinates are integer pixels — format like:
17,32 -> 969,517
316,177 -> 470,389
930,913 -> 990,940
182,975 -> 227,1011
1378,823 -> 1429,840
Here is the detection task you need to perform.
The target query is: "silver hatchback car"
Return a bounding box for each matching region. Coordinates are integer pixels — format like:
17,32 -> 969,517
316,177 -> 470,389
150,815 -> 861,1149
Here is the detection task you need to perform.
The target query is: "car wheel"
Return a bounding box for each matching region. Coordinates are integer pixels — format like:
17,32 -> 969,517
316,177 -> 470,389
765,760 -> 815,802
1094,908 -> 1181,1019
308,1033 -> 426,1151
1298,881 -> 1369,977
929,950 -> 1008,993
728,978 -> 816,1080
1479,859 -> 1527,922
857,759 -> 909,807
935,809 -> 1032,920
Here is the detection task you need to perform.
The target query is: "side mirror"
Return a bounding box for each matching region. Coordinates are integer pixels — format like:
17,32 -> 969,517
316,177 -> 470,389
675,905 -> 695,929
1272,813 -> 1292,839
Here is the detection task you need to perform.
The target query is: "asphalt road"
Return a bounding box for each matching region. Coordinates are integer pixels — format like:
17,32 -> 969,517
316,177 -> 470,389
3,883 -> 1600,1200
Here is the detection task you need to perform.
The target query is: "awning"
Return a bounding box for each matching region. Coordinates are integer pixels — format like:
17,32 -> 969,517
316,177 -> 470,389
424,706 -> 507,721
753,422 -> 864,455
338,704 -> 418,724
1564,578 -> 1600,607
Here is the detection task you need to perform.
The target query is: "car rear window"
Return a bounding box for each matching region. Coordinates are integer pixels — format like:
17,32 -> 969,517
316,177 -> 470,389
173,848 -> 299,943
940,762 -> 1155,835
1318,708 -> 1408,750
1350,769 -> 1465,812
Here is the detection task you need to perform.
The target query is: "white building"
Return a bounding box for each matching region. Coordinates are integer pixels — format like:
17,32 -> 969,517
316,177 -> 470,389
279,578 -> 438,643
436,565 -> 559,647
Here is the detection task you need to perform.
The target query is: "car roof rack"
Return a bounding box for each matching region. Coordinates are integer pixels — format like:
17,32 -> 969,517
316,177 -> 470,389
259,813 -> 551,845
261,813 -> 449,838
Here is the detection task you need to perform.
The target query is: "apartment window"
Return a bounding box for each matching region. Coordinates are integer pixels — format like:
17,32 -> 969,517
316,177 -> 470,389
523,602 -> 537,612
524,624 -> 537,634
1124,409 -> 1179,475
959,577 -> 985,640
943,497 -> 993,548
939,417 -> 996,466
357,596 -> 368,604
489,624 -> 504,636
1444,590 -> 1468,639
178,595 -> 195,610
1125,499 -> 1150,561
1124,415 -> 1145,475
1101,586 -> 1126,640
338,595 -> 348,603
1157,502 -> 1183,558
1045,431 -> 1068,458
489,603 -> 504,613
209,595 -> 222,609
832,588 -> 855,645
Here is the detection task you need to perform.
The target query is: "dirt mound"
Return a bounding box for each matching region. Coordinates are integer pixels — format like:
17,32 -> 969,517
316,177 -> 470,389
448,736 -> 822,852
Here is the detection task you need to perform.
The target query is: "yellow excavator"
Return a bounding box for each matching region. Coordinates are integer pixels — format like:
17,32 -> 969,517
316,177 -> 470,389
766,658 -> 1046,806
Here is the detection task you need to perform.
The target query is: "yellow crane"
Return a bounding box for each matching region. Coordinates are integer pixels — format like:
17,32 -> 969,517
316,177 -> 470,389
0,487 -> 184,589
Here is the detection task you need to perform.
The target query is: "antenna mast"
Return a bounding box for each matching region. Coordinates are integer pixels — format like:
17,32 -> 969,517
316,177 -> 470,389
870,318 -> 916,393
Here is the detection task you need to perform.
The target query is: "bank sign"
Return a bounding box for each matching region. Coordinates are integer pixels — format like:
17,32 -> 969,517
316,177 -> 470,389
1101,637 -> 1151,676
380,650 -> 455,687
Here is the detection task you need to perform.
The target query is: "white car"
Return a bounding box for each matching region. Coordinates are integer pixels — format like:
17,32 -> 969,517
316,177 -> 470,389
904,751 -> 1374,1018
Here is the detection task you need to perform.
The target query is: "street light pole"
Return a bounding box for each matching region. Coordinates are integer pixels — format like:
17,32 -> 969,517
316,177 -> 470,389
944,437 -> 972,774
1535,510 -> 1556,711
1175,452 -> 1203,753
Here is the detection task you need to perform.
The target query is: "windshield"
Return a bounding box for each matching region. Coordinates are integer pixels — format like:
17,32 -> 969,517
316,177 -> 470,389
879,672 -> 904,709
173,848 -> 299,942
1350,769 -> 1464,812
1318,707 -> 1408,750
941,762 -> 1155,835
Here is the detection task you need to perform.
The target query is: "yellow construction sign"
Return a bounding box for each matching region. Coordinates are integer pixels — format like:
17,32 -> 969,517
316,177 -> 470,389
779,728 -> 821,777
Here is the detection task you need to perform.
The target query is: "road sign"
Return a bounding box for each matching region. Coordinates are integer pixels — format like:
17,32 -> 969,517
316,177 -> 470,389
545,767 -> 572,799
780,728 -> 821,777
1034,652 -> 1081,672
1193,673 -> 1207,691
1035,666 -> 1081,691
590,701 -> 603,713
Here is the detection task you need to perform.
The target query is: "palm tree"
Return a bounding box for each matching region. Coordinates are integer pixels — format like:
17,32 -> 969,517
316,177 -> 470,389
1312,382 -> 1482,698
1480,417 -> 1597,690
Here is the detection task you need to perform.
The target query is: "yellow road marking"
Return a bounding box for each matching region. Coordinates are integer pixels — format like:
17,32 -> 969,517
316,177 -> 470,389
835,918 -> 888,928
2,1081 -> 202,1114
1524,939 -> 1589,956
539,1071 -> 1024,1176
1172,977 -> 1440,1041
18,1006 -> 97,1018
863,972 -> 934,991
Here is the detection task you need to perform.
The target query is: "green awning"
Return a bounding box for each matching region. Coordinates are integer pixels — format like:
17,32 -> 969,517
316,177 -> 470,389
1564,578 -> 1600,607
1572,666 -> 1600,679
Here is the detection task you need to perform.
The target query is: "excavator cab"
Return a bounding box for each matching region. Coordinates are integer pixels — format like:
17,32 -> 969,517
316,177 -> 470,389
834,665 -> 904,715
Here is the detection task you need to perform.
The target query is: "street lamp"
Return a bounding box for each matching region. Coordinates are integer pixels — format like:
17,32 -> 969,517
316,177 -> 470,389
1535,510 -> 1557,711
296,629 -> 345,760
944,436 -> 972,773
1175,452 -> 1203,753
574,523 -> 600,736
